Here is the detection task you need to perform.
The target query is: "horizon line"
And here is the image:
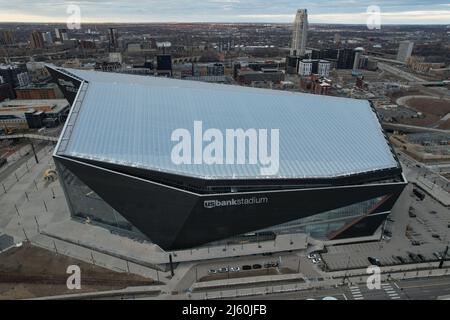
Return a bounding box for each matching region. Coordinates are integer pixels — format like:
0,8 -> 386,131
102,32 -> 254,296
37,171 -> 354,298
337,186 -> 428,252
0,21 -> 449,26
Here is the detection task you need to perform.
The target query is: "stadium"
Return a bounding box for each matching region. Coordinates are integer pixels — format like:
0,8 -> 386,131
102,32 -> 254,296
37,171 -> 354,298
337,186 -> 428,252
48,66 -> 407,251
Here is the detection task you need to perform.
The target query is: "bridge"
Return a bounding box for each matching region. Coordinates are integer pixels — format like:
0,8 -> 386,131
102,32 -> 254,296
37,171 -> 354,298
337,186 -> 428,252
0,134 -> 59,142
406,80 -> 450,87
382,123 -> 449,134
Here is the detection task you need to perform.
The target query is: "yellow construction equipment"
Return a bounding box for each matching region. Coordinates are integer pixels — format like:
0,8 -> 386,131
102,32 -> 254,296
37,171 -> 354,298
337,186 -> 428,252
43,169 -> 57,182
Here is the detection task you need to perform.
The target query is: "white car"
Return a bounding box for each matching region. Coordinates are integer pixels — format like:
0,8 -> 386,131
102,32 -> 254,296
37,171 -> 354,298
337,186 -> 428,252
230,266 -> 240,272
208,269 -> 217,274
307,253 -> 317,259
312,258 -> 320,264
217,267 -> 229,273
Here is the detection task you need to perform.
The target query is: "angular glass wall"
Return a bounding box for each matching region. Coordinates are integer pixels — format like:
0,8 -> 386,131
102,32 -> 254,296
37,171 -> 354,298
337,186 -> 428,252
55,160 -> 149,241
255,196 -> 385,240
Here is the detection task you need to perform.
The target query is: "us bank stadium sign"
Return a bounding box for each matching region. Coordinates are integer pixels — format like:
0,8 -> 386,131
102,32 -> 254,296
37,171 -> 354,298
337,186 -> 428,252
204,197 -> 268,209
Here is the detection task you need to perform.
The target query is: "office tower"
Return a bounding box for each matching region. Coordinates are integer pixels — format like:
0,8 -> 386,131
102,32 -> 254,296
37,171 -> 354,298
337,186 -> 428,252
291,9 -> 308,56
397,41 -> 414,63
334,33 -> 341,46
42,32 -> 53,45
353,47 -> 364,71
298,60 -> 313,76
30,30 -> 45,49
337,48 -> 356,69
108,28 -> 119,52
318,60 -> 331,77
0,30 -> 15,45
55,28 -> 69,42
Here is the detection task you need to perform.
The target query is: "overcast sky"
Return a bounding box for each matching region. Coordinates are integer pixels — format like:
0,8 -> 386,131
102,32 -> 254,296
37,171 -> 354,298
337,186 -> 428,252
0,0 -> 449,24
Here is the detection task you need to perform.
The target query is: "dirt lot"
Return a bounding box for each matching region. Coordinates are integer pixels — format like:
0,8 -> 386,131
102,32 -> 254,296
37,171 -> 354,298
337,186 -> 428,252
405,97 -> 450,117
388,90 -> 429,102
391,95 -> 450,128
0,243 -> 155,299
438,119 -> 450,130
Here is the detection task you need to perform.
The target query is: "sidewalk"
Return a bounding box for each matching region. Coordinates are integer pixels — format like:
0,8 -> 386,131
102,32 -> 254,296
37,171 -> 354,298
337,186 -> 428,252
43,219 -> 308,265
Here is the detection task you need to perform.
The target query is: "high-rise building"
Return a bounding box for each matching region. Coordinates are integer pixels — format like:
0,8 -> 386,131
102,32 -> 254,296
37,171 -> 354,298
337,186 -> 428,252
397,41 -> 414,63
108,28 -> 119,52
55,28 -> 69,42
207,63 -> 225,76
298,60 -> 313,76
0,63 -> 30,95
353,47 -> 365,71
334,33 -> 341,46
318,60 -> 331,77
291,9 -> 308,56
42,32 -> 53,45
337,48 -> 356,69
30,30 -> 45,49
0,30 -> 15,45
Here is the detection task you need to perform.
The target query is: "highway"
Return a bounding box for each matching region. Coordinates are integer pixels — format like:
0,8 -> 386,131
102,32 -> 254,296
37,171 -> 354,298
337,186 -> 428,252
382,123 -> 450,134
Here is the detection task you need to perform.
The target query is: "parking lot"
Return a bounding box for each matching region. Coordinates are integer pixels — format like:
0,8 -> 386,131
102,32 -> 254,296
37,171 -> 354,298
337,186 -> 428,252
320,182 -> 450,271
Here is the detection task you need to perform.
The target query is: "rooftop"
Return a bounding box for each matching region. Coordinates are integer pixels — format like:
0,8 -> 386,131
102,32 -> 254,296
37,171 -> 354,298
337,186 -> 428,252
0,99 -> 69,113
54,67 -> 399,180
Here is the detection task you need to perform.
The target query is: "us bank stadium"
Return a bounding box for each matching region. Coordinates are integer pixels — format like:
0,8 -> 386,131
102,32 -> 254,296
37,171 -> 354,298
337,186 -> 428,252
47,65 -> 407,251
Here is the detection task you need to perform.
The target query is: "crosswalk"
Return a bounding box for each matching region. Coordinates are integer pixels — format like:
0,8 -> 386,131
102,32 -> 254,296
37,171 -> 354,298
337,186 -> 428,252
349,283 -> 402,300
349,286 -> 364,300
381,282 -> 401,300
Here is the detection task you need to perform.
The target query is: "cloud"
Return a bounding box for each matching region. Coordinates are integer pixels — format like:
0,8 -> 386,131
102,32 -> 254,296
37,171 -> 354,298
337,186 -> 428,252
0,0 -> 449,23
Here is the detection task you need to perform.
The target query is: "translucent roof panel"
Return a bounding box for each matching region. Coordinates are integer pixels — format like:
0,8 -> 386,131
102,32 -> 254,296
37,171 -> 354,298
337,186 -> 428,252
56,68 -> 399,180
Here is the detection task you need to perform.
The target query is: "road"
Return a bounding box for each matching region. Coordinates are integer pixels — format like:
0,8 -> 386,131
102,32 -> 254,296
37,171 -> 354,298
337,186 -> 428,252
377,62 -> 450,97
378,62 -> 425,82
234,276 -> 450,300
382,123 -> 450,134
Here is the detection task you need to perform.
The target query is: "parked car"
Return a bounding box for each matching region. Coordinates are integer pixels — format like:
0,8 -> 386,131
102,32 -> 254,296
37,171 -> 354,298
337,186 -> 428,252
368,257 -> 381,266
312,258 -> 320,264
432,234 -> 441,239
217,267 -> 228,273
229,266 -> 240,272
417,254 -> 426,262
429,210 -> 437,215
433,252 -> 443,260
408,253 -> 419,262
264,262 -> 279,268
411,240 -> 421,246
413,189 -> 425,201
307,253 -> 317,259
0,158 -> 7,168
242,265 -> 252,271
252,264 -> 262,269
395,256 -> 406,264
208,269 -> 217,274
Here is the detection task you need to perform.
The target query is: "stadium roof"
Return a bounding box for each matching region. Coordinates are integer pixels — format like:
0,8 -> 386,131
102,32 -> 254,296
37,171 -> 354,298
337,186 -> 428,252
54,68 -> 399,180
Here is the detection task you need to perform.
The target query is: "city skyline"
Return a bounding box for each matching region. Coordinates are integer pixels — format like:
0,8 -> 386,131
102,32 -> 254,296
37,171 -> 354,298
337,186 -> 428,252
0,1 -> 450,24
